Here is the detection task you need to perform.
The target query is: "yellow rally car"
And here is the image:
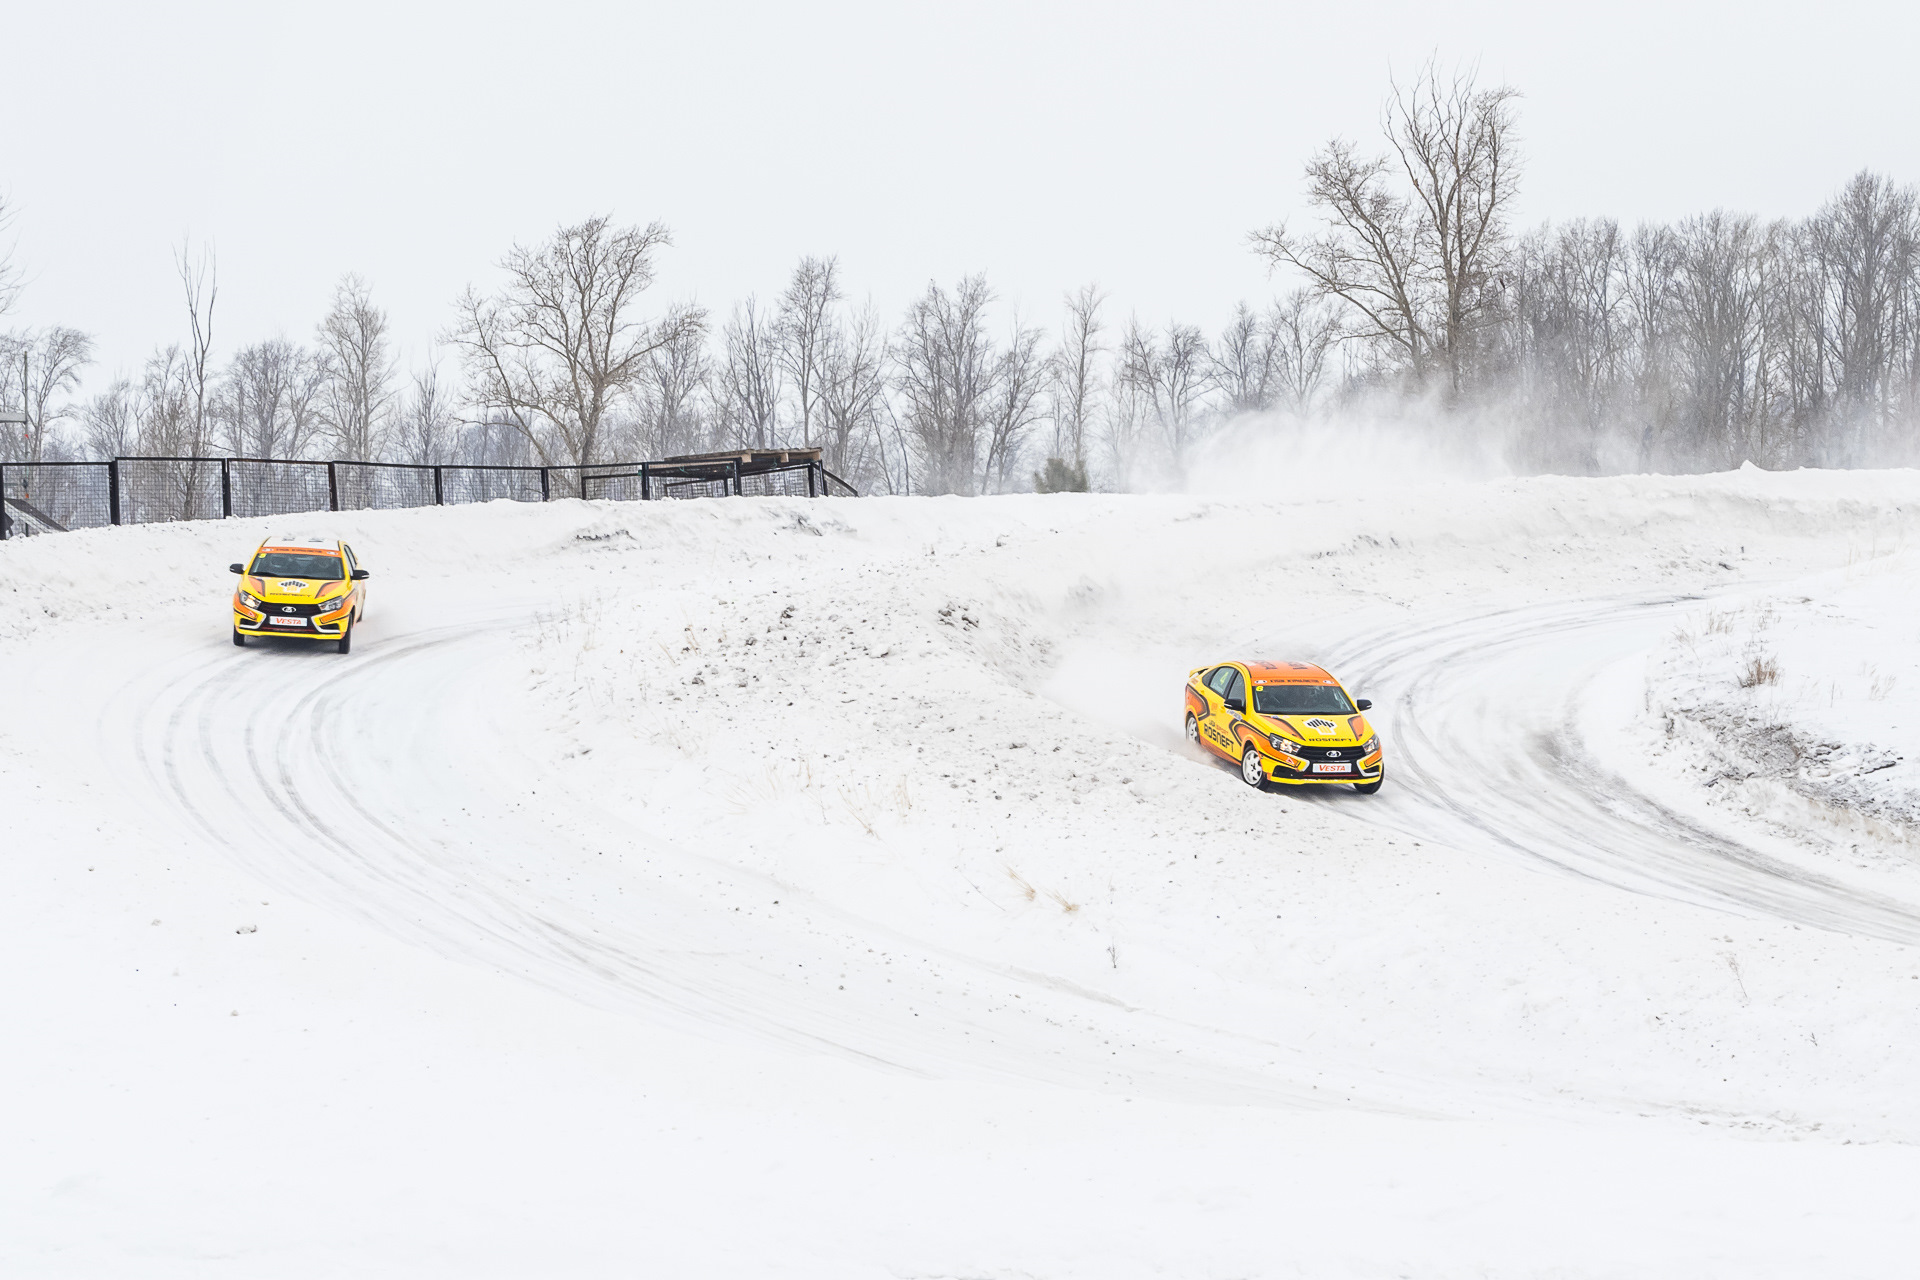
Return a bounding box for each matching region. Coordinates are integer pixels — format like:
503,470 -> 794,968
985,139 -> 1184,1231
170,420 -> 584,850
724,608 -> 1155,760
230,535 -> 370,653
1184,660 -> 1383,793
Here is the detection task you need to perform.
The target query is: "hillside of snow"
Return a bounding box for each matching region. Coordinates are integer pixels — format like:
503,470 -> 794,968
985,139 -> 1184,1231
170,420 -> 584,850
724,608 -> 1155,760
5,470 -> 1920,1277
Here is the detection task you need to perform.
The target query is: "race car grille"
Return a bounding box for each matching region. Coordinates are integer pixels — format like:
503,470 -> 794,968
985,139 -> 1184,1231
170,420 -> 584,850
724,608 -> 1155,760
1291,742 -> 1362,762
264,601 -> 333,618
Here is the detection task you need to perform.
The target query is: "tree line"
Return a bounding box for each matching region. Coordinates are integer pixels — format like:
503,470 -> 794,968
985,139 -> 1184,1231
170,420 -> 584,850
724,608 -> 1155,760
5,62 -> 1918,491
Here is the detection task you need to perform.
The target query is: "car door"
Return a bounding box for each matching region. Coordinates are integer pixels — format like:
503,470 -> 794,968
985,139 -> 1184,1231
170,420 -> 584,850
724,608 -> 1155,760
1217,666 -> 1250,757
1198,664 -> 1239,758
342,544 -> 366,616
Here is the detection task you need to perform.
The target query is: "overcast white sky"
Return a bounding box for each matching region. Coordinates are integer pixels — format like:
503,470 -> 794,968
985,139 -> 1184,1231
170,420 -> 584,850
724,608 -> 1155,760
5,0 -> 1917,390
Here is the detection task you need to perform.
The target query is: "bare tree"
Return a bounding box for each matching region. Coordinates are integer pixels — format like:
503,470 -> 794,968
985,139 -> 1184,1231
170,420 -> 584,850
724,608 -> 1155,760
981,318 -> 1048,492
1118,319 -> 1212,474
82,378 -> 141,459
176,241 -> 218,457
1049,285 -> 1105,470
1269,290 -> 1341,413
0,327 -> 94,461
1669,211 -> 1770,466
1213,302 -> 1281,416
777,256 -> 842,449
0,195 -> 20,318
393,357 -> 459,465
317,274 -> 396,459
1809,171 -> 1920,458
1253,60 -> 1520,392
714,297 -> 783,450
818,304 -> 889,483
631,319 -> 711,458
893,275 -> 997,495
450,216 -> 702,466
215,339 -> 327,459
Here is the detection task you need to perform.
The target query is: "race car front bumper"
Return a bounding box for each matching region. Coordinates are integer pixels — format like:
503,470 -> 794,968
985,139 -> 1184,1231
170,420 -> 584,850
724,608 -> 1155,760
234,604 -> 349,639
1264,746 -> 1384,785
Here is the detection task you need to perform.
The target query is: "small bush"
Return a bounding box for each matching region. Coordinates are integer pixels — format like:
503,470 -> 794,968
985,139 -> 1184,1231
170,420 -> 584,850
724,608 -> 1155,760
1738,653 -> 1780,688
1033,457 -> 1090,493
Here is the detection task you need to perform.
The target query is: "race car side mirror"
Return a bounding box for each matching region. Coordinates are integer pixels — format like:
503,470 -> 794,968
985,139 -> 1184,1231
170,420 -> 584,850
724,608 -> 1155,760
351,569 -> 370,580
1355,699 -> 1372,710
229,563 -> 245,574
1224,695 -> 1245,713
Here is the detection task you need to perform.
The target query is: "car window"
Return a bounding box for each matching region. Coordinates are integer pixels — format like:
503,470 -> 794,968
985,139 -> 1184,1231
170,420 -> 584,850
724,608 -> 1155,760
1252,683 -> 1357,716
1205,666 -> 1235,696
1224,669 -> 1246,706
250,552 -> 346,580
343,545 -> 357,571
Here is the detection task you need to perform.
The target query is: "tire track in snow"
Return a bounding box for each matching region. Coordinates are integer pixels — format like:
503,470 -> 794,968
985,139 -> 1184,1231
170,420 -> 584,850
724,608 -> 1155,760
1326,594 -> 1920,945
104,608 -> 1459,1117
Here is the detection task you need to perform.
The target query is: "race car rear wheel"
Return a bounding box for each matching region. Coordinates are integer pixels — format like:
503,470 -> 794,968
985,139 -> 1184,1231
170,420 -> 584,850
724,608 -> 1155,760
1240,746 -> 1267,789
1185,714 -> 1200,746
232,628 -> 245,647
1354,771 -> 1384,795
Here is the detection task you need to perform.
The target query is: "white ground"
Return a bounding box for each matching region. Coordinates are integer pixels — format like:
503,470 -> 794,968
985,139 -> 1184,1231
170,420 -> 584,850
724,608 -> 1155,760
5,469 -> 1920,1277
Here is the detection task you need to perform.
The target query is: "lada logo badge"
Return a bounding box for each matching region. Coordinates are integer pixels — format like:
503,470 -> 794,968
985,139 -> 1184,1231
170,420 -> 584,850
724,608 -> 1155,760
281,606 -> 296,613
1328,750 -> 1342,758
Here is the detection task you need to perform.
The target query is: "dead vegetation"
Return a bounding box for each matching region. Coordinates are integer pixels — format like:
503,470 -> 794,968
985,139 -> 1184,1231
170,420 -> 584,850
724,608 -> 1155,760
1738,652 -> 1781,688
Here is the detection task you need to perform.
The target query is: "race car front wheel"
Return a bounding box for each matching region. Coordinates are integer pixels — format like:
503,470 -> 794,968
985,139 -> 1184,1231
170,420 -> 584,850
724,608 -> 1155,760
1240,746 -> 1266,789
232,628 -> 245,647
1354,771 -> 1384,795
337,620 -> 353,655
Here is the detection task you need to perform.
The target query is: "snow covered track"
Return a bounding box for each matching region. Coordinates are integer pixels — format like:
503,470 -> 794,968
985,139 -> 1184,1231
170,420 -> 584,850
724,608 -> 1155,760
105,595 -> 1409,1111
1337,593 -> 1920,944
8,474 -> 1920,1277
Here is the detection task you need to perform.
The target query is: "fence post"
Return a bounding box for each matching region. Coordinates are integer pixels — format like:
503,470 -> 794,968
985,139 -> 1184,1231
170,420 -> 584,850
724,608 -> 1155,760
108,459 -> 121,525
433,465 -> 444,506
580,470 -> 589,500
220,458 -> 232,518
327,461 -> 339,512
730,459 -> 742,496
0,464 -> 7,540
639,463 -> 651,501
540,467 -> 550,502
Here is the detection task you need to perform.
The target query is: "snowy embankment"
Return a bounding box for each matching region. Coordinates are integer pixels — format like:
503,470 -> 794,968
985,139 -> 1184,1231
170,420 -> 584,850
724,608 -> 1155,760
4,470 -> 1920,1278
1635,555 -> 1920,844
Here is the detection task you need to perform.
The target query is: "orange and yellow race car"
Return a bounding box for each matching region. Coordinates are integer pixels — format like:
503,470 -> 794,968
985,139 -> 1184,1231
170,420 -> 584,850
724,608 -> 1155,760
230,535 -> 370,653
1184,660 -> 1383,793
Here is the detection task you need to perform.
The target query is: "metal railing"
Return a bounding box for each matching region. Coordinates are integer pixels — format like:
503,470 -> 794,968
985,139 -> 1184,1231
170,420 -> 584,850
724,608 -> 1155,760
0,454 -> 857,540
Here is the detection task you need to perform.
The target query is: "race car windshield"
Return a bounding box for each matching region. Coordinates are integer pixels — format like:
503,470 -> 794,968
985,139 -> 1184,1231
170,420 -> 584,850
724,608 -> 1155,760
249,552 -> 344,580
1253,683 -> 1355,716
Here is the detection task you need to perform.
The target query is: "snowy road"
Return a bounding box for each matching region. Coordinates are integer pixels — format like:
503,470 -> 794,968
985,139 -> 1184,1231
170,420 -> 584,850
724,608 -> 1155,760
1331,593 -> 1920,944
8,478 -> 1920,1277
103,601 -> 1428,1111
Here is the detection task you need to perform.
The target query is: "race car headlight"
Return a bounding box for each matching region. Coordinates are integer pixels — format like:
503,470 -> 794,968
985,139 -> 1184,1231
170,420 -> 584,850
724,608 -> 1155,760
1269,733 -> 1304,755
1362,735 -> 1380,755
238,590 -> 263,610
316,592 -> 351,614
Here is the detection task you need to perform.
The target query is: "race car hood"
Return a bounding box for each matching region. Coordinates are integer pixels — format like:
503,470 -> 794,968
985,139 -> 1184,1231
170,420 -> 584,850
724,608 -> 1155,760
1265,712 -> 1372,745
245,576 -> 349,604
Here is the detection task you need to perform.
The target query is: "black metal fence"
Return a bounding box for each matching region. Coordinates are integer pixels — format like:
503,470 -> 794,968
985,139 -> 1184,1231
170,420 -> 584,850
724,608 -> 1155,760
0,454 -> 857,540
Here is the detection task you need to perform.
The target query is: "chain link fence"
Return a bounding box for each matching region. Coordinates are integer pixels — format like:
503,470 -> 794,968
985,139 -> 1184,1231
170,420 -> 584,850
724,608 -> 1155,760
0,461 -> 116,537
1,453 -> 855,541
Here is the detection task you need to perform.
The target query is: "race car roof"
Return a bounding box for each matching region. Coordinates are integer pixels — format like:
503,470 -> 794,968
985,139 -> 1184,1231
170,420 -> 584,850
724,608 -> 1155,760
1245,660 -> 1336,684
260,536 -> 341,553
